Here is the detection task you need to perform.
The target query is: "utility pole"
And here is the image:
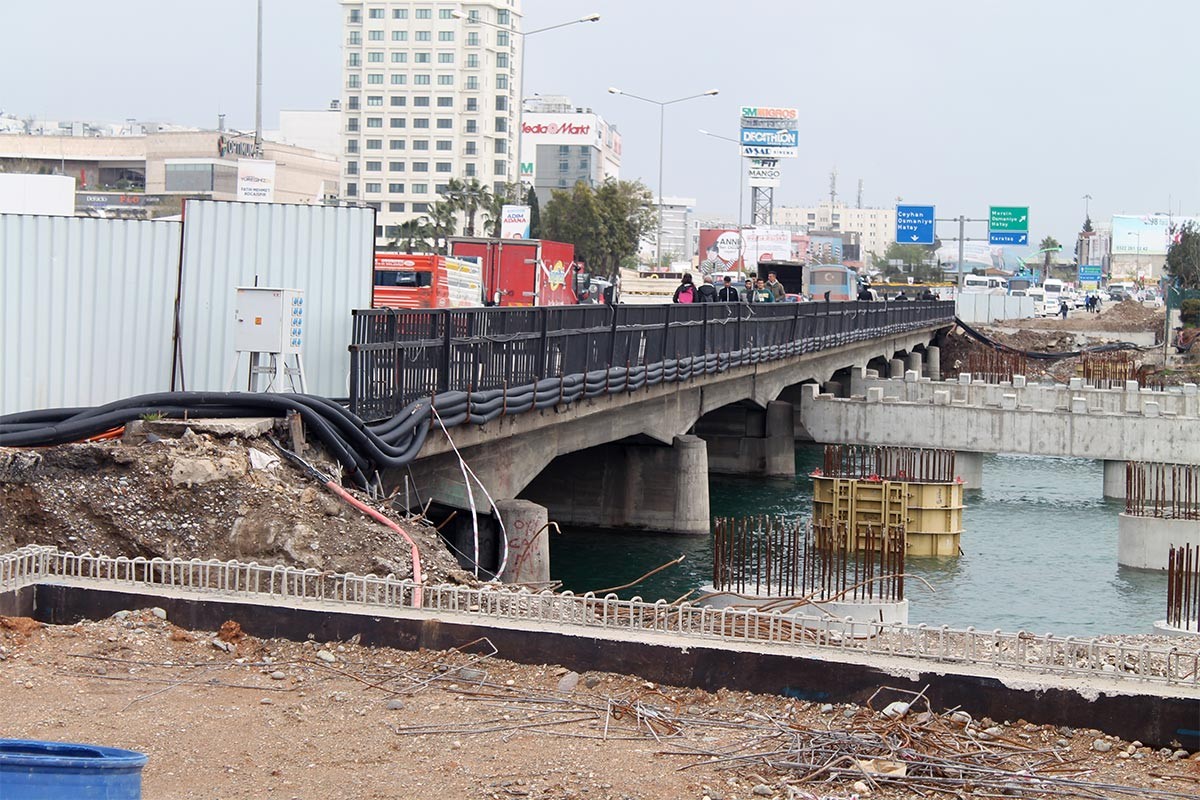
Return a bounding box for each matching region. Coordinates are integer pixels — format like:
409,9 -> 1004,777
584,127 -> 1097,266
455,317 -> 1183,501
254,0 -> 263,158
936,214 -> 989,290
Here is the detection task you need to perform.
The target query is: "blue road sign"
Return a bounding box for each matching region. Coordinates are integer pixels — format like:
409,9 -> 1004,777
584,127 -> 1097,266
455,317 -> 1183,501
895,205 -> 936,245
988,231 -> 1028,245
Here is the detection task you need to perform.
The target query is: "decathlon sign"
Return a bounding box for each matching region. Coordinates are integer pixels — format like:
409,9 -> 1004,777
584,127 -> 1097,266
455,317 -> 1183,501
739,105 -> 799,159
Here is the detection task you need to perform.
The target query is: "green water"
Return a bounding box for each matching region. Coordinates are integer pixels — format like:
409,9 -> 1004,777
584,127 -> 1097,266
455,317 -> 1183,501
548,447 -> 1169,636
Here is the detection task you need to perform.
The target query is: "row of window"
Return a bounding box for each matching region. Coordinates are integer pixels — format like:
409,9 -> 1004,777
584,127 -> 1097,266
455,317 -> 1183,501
347,95 -> 481,110
348,29 -> 509,47
347,74 -> 509,89
350,7 -> 510,24
349,50 -> 509,68
346,135 -> 506,156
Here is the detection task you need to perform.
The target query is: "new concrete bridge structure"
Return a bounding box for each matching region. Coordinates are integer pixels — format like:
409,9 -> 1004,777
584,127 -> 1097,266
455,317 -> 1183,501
348,302 -> 953,560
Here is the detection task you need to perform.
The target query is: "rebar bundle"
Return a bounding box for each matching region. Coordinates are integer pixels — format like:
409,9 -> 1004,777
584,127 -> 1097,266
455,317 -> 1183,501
712,516 -> 905,602
965,349 -> 1027,384
822,444 -> 956,484
1167,545 -> 1199,632
1126,462 -> 1200,520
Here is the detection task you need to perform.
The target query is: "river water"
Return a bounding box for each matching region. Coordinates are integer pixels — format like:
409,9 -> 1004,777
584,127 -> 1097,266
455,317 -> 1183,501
549,447 -> 1168,637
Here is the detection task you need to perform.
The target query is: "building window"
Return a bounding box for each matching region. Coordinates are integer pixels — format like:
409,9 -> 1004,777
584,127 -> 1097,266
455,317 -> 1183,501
348,53 -> 361,67
390,75 -> 406,85
367,117 -> 383,128
365,182 -> 381,193
496,30 -> 509,47
414,74 -> 431,85
388,183 -> 404,193
412,202 -> 430,212
465,76 -> 479,90
367,51 -> 383,63
413,118 -> 430,128
413,140 -> 429,150
494,138 -> 506,154
467,32 -> 479,46
366,139 -> 382,150
367,95 -> 383,106
347,96 -> 360,110
495,95 -> 507,111
438,52 -> 454,63
347,140 -> 360,154
465,141 -> 477,155
349,31 -> 361,44
497,9 -> 510,24
413,96 -> 430,107
436,118 -> 452,129
389,162 -> 405,172
346,161 -> 359,174
413,184 -> 428,194
437,97 -> 453,107
435,183 -> 449,193
349,9 -> 361,23
389,139 -> 405,150
435,162 -> 452,173
391,52 -> 407,63
368,73 -> 383,85
438,31 -> 454,42
345,182 -> 357,196
415,31 -> 431,42
389,118 -> 405,129
465,119 -> 477,133
388,202 -> 405,212
415,8 -> 432,19
415,52 -> 431,63
390,96 -> 406,107
368,30 -> 383,41
438,8 -> 454,19
347,118 -> 360,132
392,30 -> 407,41
558,160 -> 569,171
466,54 -> 479,68
413,162 -> 429,172
494,117 -> 507,132
393,8 -> 407,19
464,163 -> 476,177
437,75 -> 453,86
365,160 -> 382,171
436,140 -> 452,151
494,160 -> 506,175
496,53 -> 508,68
348,75 -> 360,88
496,74 -> 508,89
465,98 -> 478,112
368,8 -> 384,19
467,9 -> 479,21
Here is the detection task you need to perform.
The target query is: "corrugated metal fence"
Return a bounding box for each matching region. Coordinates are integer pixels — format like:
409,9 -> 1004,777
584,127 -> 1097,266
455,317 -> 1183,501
1,201 -> 374,414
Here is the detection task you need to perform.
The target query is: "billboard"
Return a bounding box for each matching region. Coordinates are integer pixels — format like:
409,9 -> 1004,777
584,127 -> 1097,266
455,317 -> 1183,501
697,228 -> 745,274
739,105 -> 798,159
236,159 -> 276,203
1111,214 -> 1199,255
807,235 -> 844,263
500,205 -> 532,239
747,158 -> 781,188
742,228 -> 793,266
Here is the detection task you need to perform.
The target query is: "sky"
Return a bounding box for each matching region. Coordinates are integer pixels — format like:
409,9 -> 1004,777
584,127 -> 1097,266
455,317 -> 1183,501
4,0 -> 1199,254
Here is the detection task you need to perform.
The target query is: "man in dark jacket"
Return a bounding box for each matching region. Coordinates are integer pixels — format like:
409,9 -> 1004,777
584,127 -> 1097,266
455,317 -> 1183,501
716,276 -> 740,302
696,274 -> 719,302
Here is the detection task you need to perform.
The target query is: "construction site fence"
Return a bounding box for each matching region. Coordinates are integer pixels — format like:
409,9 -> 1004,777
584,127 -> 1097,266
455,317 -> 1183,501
2,546 -> 1197,688
1125,462 -> 1200,519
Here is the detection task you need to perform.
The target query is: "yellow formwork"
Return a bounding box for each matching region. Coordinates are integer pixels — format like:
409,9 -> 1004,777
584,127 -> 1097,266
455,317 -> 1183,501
811,476 -> 964,557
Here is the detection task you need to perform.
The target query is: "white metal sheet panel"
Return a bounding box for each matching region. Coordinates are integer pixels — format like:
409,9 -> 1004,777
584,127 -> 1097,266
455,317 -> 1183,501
176,200 -> 374,397
1,214 -> 181,415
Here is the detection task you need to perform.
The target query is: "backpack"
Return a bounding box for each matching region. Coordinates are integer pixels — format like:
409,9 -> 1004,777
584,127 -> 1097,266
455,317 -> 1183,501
677,284 -> 695,303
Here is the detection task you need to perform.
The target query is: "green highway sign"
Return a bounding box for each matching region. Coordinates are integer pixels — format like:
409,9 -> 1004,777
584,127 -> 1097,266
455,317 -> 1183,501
989,206 -> 1029,232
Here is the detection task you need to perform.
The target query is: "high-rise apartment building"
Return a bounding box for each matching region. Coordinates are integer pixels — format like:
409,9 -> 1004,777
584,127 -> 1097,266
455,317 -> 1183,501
775,201 -> 896,262
340,0 -> 523,242
520,95 -> 621,207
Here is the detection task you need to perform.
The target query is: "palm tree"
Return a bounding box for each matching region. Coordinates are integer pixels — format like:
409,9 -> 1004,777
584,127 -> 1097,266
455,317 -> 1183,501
1039,236 -> 1061,274
482,181 -> 523,237
390,218 -> 434,253
443,178 -> 492,237
426,201 -> 458,254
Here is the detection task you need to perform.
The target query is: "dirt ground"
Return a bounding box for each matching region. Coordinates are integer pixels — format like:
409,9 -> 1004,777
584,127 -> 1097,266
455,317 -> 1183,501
1,612 -> 1196,800
0,426 -> 465,585
1018,300 -> 1165,333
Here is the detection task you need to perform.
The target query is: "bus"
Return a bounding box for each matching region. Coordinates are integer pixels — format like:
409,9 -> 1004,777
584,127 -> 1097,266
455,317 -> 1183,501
963,274 -> 1005,294
1042,278 -> 1065,314
804,263 -> 858,301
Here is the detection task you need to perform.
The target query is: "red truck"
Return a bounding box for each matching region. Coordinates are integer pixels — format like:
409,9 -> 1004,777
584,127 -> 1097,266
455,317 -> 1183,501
448,236 -> 581,307
372,253 -> 484,309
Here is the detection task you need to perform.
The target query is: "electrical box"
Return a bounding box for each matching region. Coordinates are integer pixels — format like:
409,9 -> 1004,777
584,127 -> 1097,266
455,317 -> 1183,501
233,287 -> 305,355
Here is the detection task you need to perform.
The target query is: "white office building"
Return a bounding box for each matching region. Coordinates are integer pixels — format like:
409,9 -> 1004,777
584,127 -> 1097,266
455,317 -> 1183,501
340,0 -> 523,242
520,95 -> 620,206
775,201 -> 896,262
641,196 -> 695,264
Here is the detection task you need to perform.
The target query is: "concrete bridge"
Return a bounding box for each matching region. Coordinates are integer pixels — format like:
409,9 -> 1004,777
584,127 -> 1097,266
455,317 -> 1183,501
801,369 -> 1200,497
346,302 -> 953,552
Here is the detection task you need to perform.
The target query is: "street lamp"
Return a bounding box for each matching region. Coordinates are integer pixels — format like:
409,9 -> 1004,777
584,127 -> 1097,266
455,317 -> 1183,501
698,129 -> 743,232
453,10 -> 600,196
609,87 -> 719,267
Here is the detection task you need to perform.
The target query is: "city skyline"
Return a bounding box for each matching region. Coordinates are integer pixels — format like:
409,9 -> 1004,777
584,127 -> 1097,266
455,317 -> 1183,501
4,0 -> 1198,253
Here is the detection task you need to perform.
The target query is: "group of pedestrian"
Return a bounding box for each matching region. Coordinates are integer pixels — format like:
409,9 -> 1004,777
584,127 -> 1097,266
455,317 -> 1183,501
672,271 -> 787,304
1084,294 -> 1103,313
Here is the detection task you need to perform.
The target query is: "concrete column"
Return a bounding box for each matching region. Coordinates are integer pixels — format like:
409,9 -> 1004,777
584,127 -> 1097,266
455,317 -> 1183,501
820,381 -> 842,397
1118,513 -> 1200,570
926,345 -> 941,381
671,435 -> 711,535
763,400 -> 796,477
496,499 -> 550,586
889,358 -> 905,379
906,351 -> 924,378
1103,460 -> 1128,499
955,451 -> 984,490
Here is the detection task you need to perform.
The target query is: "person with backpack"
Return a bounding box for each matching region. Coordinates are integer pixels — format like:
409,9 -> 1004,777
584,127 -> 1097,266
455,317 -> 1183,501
696,274 -> 719,302
673,273 -> 698,304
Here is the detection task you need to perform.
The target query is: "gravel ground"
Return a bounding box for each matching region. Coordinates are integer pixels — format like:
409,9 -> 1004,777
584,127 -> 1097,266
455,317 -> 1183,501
1,611 -> 1197,800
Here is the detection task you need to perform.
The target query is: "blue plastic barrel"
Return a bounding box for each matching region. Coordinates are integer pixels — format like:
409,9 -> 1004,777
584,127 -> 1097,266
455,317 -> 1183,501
0,739 -> 147,799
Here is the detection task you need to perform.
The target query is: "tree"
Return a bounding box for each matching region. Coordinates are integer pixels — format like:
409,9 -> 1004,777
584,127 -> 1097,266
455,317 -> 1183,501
482,182 -> 523,237
1082,216 -> 1094,233
542,180 -> 604,264
443,178 -> 491,237
425,201 -> 458,254
1165,221 -> 1200,289
874,242 -> 941,283
388,218 -> 434,253
525,185 -> 541,239
1038,236 -> 1061,272
541,179 -> 655,276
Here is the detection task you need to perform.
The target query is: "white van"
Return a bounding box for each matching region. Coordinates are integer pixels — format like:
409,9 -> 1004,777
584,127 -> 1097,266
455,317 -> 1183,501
1042,279 -> 1065,315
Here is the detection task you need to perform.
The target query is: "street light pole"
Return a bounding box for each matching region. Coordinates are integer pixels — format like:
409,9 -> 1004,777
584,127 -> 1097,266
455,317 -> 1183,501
609,87 -> 719,267
698,129 -> 743,231
454,11 -> 600,195
254,0 -> 263,158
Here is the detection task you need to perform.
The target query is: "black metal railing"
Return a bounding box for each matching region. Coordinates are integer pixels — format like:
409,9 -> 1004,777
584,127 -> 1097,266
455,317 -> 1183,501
349,300 -> 954,420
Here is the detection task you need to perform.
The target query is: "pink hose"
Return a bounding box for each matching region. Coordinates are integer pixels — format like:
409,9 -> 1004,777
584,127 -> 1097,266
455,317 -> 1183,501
324,480 -> 423,608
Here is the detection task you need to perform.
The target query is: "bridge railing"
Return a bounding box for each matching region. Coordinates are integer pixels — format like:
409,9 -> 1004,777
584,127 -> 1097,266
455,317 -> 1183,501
349,300 -> 954,420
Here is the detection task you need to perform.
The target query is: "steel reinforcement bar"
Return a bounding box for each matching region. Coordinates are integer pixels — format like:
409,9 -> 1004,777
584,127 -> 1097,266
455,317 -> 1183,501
348,300 -> 954,420
6,547 -> 1197,688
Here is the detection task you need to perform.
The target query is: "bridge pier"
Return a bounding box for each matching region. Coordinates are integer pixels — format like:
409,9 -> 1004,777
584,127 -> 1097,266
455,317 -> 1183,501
496,499 -> 550,585
1103,460 -> 1127,499
697,401 -> 795,478
521,435 -> 710,535
956,451 -> 984,490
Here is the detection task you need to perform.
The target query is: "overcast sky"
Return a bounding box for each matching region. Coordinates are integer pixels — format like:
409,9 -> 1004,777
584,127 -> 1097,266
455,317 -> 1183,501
5,0 -> 1198,251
